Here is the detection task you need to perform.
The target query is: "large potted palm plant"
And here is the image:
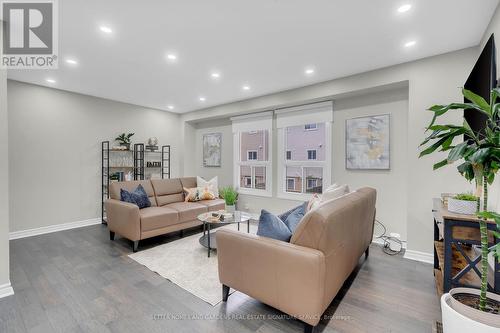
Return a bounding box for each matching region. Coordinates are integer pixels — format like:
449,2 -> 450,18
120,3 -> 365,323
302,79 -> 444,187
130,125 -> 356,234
420,88 -> 500,332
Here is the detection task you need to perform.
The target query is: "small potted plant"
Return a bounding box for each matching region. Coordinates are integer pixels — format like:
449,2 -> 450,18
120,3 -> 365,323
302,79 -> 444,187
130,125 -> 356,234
447,193 -> 478,215
219,186 -> 238,213
115,133 -> 134,150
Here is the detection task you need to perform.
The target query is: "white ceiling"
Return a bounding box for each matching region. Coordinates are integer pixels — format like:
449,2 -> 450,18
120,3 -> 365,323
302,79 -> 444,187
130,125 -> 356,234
7,0 -> 499,114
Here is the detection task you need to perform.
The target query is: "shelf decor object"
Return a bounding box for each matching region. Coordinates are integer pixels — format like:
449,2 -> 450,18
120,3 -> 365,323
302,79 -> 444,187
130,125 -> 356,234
345,114 -> 390,170
101,140 -> 171,223
203,132 -> 222,167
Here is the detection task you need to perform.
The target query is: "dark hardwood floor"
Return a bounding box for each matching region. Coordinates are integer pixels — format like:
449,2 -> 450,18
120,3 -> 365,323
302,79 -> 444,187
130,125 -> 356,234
0,224 -> 441,332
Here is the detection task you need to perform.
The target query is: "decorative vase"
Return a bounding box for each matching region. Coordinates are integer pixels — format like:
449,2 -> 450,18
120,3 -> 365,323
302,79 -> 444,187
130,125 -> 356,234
441,288 -> 500,332
447,198 -> 477,215
226,204 -> 235,213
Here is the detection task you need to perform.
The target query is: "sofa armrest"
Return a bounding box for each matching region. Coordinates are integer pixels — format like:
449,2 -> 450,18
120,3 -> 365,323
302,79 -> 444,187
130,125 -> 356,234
216,229 -> 326,326
105,199 -> 141,241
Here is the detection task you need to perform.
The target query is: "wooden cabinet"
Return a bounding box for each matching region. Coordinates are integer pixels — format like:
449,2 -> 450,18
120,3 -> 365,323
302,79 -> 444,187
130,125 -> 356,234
432,198 -> 499,296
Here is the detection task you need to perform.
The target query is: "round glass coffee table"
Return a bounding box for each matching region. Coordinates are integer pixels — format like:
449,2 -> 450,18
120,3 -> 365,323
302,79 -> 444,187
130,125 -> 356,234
198,211 -> 253,257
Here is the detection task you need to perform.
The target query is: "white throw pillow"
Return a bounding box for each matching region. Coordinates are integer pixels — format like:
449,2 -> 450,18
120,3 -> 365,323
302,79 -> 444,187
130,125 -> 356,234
197,176 -> 219,197
324,183 -> 340,192
321,184 -> 350,202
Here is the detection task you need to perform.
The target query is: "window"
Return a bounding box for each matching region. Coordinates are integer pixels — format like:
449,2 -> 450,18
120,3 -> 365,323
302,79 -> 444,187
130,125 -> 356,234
247,150 -> 258,160
232,111 -> 273,197
304,123 -> 318,131
307,149 -> 317,160
276,101 -> 333,199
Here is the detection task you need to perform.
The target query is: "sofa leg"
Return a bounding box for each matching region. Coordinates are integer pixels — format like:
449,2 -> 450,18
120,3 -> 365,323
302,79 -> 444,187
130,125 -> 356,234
304,323 -> 315,333
365,246 -> 369,259
133,241 -> 139,252
222,284 -> 230,302
109,231 -> 115,241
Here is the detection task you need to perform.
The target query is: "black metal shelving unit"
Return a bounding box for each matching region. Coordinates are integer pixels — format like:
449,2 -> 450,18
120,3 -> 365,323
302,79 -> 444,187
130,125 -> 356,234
101,141 -> 172,223
133,143 -> 145,180
161,145 -> 171,179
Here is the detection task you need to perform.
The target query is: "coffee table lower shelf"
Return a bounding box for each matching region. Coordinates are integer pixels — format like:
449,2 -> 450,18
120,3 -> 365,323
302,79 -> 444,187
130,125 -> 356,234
199,232 -> 218,251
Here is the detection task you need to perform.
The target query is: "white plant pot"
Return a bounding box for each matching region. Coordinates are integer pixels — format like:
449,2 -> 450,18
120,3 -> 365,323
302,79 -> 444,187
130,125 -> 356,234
226,204 -> 235,213
441,288 -> 500,333
447,198 -> 477,215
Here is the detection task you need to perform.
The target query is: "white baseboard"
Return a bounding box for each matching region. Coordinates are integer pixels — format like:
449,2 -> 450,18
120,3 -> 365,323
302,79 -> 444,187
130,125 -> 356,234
0,282 -> 14,299
373,238 -> 433,264
9,218 -> 101,240
372,237 -> 407,249
403,249 -> 434,264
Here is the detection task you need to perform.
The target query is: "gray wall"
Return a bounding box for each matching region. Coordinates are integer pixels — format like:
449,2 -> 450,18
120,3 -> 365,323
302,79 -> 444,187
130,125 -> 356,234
0,51 -> 11,291
8,81 -> 181,232
182,47 -> 478,255
188,88 -> 409,240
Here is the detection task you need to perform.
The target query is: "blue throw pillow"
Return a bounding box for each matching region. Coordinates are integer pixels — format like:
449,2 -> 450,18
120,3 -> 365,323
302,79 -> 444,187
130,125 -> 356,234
278,202 -> 307,232
281,202 -> 307,233
257,210 -> 292,242
120,184 -> 151,209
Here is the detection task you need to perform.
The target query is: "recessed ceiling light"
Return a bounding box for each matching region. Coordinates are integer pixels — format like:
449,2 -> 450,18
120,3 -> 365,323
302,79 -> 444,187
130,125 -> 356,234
99,26 -> 113,34
397,4 -> 412,13
65,58 -> 78,65
305,68 -> 315,75
404,40 -> 416,48
46,78 -> 56,84
242,85 -> 251,91
211,72 -> 221,79
166,53 -> 177,61
167,105 -> 174,110
199,97 -> 206,102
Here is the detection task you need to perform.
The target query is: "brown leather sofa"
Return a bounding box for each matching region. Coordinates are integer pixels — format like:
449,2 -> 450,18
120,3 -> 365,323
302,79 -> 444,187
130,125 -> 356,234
105,177 -> 225,251
216,187 -> 376,333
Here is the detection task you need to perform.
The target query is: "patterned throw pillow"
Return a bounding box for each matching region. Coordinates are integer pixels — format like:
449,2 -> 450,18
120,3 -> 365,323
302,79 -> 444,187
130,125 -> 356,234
120,184 -> 151,209
184,187 -> 201,202
306,193 -> 322,212
184,187 -> 216,202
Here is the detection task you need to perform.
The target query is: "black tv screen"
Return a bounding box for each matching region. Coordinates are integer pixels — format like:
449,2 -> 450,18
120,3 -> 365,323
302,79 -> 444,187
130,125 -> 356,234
464,34 -> 497,138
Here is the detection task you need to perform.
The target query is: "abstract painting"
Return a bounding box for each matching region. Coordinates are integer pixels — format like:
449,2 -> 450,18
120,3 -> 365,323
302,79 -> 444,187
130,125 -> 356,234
203,133 -> 222,167
346,114 -> 390,170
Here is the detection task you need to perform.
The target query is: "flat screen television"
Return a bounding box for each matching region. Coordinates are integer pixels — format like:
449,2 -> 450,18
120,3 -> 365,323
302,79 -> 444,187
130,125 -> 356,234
464,34 -> 497,138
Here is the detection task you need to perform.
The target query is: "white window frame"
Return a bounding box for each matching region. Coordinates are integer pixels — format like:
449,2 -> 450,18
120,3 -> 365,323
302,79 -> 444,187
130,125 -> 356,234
276,101 -> 332,201
307,149 -> 317,160
247,150 -> 258,161
232,112 -> 273,197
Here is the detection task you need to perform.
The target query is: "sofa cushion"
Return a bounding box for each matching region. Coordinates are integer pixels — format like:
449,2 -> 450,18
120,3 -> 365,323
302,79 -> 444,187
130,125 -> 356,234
139,207 -> 179,232
197,198 -> 225,211
110,180 -> 157,206
165,202 -> 207,222
180,177 -> 197,189
120,184 -> 151,209
151,179 -> 184,206
257,210 -> 292,242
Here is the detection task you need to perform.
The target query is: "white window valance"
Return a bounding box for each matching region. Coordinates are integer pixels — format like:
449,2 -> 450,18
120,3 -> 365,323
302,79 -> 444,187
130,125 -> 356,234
275,101 -> 333,128
230,111 -> 273,133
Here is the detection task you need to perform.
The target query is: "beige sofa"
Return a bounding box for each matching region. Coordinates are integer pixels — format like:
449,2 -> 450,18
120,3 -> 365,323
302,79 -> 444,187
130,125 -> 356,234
216,187 -> 376,333
105,177 -> 225,251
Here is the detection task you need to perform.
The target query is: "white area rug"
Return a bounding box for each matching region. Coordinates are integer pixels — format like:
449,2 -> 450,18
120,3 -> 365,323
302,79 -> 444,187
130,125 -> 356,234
129,223 -> 258,306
